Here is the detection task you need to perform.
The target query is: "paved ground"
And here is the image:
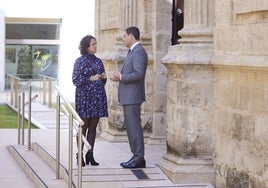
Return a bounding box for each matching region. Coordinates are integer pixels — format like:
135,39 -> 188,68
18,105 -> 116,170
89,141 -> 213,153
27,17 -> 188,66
0,129 -> 36,188
0,91 -> 35,187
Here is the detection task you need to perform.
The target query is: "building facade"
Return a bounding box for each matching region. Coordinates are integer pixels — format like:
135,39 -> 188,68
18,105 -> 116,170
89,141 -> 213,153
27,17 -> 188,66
96,0 -> 268,187
0,0 -> 95,100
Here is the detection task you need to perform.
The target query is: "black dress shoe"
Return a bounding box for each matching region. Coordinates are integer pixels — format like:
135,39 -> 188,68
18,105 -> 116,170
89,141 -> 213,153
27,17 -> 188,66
120,156 -> 134,167
121,159 -> 146,168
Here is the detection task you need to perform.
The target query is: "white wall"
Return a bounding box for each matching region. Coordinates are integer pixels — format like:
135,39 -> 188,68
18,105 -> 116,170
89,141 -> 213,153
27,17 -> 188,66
58,0 -> 95,101
0,7 -> 4,91
0,0 -> 95,101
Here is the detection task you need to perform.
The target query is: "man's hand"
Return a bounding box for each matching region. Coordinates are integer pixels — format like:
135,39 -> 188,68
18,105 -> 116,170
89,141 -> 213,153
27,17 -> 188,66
110,71 -> 121,82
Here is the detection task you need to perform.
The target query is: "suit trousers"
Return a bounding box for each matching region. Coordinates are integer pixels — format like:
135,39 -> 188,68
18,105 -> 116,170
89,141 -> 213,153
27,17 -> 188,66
123,104 -> 145,161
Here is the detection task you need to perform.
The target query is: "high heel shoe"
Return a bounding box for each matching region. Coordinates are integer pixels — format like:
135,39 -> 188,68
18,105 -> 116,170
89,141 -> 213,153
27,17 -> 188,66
85,151 -> 99,166
76,153 -> 85,167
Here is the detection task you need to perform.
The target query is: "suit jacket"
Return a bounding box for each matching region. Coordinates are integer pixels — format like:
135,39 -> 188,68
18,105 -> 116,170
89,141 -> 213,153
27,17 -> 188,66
118,43 -> 148,105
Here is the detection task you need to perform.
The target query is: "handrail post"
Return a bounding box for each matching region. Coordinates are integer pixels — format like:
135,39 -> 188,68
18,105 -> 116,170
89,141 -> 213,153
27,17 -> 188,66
43,78 -> 47,105
11,77 -> 14,106
68,114 -> 73,188
14,78 -> 19,108
27,86 -> 32,151
48,79 -> 53,108
18,94 -> 21,145
22,92 -> 25,145
78,123 -> 83,188
56,94 -> 60,179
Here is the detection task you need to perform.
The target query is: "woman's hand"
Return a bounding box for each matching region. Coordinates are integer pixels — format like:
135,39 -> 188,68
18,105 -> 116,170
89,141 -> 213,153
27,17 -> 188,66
90,74 -> 102,81
100,72 -> 107,79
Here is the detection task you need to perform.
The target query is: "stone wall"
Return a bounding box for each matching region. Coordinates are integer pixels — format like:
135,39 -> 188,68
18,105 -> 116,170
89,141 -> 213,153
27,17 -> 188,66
213,67 -> 268,188
96,0 -> 268,187
212,0 -> 268,187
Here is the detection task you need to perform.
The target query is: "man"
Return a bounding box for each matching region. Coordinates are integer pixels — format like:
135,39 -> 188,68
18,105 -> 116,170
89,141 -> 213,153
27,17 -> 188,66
110,26 -> 148,168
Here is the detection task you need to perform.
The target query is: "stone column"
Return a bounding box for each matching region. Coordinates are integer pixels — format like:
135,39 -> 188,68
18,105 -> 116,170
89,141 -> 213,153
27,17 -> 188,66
159,0 -> 216,185
98,0 -> 155,143
146,0 -> 172,144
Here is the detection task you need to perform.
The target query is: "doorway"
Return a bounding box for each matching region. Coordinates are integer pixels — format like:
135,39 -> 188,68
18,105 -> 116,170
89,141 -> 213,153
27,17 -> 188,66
171,0 -> 184,45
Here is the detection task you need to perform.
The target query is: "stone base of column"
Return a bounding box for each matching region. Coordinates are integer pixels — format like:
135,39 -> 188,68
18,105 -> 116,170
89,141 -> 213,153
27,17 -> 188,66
100,128 -> 157,144
157,154 -> 216,186
100,129 -> 128,142
147,135 -> 166,144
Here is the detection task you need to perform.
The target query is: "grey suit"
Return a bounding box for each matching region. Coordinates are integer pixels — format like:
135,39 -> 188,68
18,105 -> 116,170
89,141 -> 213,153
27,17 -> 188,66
119,43 -> 148,161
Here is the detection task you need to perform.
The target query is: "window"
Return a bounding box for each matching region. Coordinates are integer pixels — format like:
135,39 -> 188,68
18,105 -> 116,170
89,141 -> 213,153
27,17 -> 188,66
6,24 -> 59,40
5,17 -> 61,78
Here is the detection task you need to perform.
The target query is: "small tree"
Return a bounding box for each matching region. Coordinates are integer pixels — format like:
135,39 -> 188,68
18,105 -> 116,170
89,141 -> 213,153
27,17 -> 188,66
16,45 -> 33,79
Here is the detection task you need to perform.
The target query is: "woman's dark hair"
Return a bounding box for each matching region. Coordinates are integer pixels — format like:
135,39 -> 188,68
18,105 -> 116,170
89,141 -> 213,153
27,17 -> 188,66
79,35 -> 96,55
125,26 -> 140,40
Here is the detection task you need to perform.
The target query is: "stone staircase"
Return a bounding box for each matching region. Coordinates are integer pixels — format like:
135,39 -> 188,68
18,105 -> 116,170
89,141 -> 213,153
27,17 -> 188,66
7,134 -> 214,188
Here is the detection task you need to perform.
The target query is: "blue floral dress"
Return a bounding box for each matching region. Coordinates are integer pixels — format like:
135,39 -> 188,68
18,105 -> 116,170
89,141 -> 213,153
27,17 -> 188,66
72,54 -> 108,118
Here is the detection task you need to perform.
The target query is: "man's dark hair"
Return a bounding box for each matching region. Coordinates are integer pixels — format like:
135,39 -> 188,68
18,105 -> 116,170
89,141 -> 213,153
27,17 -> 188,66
125,26 -> 140,40
79,35 -> 96,55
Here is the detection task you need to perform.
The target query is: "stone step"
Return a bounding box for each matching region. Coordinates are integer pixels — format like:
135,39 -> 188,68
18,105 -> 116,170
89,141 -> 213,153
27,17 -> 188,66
7,144 -> 68,188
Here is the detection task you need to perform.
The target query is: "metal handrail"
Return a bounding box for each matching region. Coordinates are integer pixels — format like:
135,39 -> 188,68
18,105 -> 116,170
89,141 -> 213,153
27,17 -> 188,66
24,94 -> 38,105
54,85 -> 91,188
54,85 -> 91,150
18,79 -> 32,93
6,74 -> 57,107
11,74 -> 88,187
9,74 -> 87,187
17,79 -> 34,148
61,104 -> 80,131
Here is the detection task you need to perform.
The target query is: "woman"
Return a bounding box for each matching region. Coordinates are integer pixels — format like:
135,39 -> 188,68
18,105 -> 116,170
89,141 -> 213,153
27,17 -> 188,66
72,35 -> 108,166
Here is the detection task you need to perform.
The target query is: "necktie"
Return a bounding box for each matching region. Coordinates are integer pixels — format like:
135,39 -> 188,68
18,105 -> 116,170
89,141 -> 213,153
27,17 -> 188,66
127,49 -> 131,56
